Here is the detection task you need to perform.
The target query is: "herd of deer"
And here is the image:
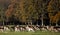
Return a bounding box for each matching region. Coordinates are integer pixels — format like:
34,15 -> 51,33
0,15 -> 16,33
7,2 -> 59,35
0,25 -> 60,32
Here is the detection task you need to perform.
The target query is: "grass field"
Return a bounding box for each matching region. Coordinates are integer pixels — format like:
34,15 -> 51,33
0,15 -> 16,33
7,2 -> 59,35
0,31 -> 60,35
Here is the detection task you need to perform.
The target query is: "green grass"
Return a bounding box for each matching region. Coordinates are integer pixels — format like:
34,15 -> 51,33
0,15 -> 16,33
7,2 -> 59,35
0,31 -> 60,35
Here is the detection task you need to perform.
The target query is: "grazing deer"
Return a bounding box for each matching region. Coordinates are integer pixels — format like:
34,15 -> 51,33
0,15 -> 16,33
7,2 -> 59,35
4,26 -> 10,32
15,25 -> 20,32
0,26 -> 3,32
26,26 -> 35,32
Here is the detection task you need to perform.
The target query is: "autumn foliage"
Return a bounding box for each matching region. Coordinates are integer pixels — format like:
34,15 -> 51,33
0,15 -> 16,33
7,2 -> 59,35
0,0 -> 60,25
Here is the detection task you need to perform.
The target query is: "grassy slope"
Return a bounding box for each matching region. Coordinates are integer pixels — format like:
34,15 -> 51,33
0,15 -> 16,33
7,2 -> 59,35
0,31 -> 60,35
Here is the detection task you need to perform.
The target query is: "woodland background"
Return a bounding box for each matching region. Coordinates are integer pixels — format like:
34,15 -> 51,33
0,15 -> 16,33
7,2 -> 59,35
0,0 -> 60,26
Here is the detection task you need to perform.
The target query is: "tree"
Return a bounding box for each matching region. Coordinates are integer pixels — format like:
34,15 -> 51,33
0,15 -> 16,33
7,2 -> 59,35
52,12 -> 60,26
5,0 -> 16,21
47,0 -> 60,26
5,0 -> 39,25
0,7 -> 5,26
26,0 -> 38,25
36,0 -> 49,26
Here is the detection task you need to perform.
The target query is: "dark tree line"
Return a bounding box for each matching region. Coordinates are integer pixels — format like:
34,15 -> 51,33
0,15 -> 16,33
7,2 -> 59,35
0,0 -> 60,26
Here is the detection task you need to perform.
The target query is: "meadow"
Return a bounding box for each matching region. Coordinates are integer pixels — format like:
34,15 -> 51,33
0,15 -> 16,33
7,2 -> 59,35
0,31 -> 60,35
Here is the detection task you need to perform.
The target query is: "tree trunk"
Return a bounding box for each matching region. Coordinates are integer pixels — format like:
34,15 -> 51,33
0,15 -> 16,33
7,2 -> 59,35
3,20 -> 4,31
56,21 -> 58,26
30,21 -> 32,25
56,23 -> 58,26
50,19 -> 51,26
28,22 -> 30,25
3,21 -> 4,26
25,22 -> 26,25
41,14 -> 44,26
